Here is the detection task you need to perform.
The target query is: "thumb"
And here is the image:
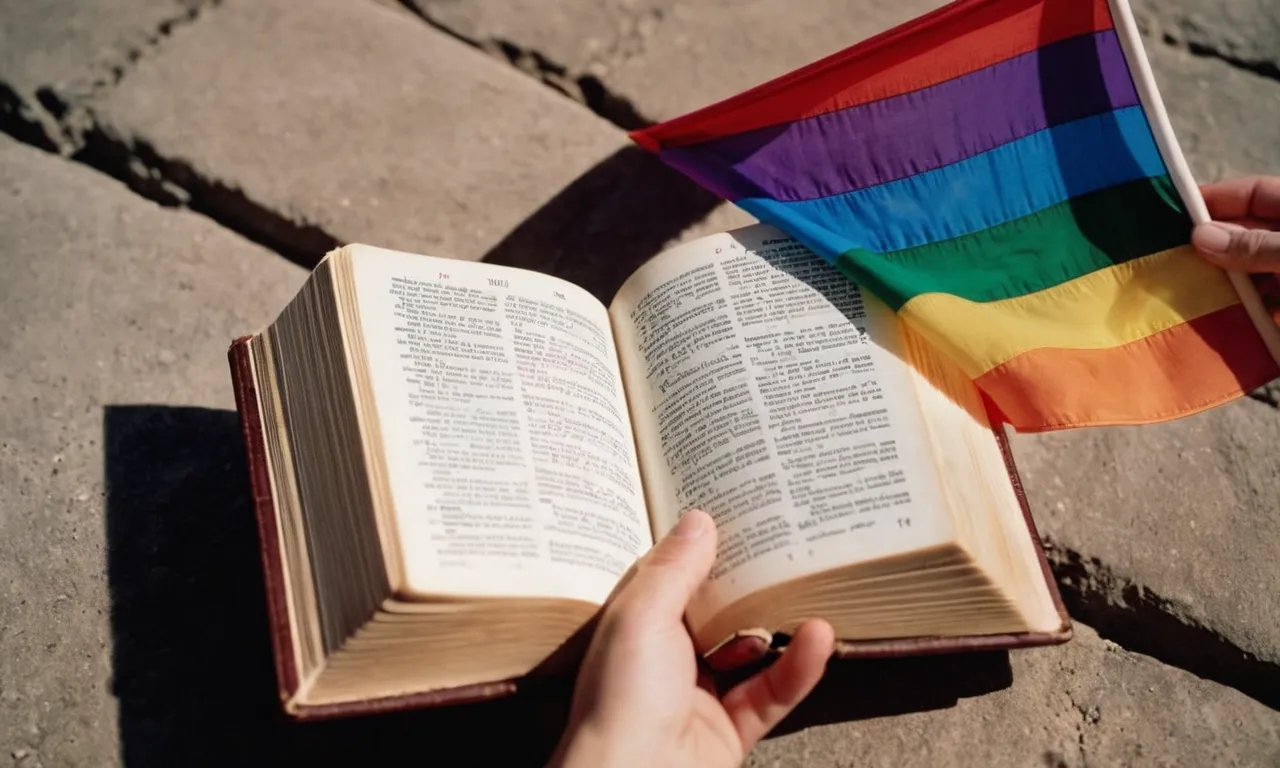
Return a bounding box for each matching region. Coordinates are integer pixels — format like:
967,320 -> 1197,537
611,509 -> 717,623
1192,221 -> 1280,273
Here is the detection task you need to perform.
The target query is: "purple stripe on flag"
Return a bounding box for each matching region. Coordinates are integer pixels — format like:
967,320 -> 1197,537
659,30 -> 1139,203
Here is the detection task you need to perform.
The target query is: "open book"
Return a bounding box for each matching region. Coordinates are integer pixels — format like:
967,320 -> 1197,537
229,224 -> 1069,718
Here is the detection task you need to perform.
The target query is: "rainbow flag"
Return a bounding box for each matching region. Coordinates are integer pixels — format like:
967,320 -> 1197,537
631,0 -> 1280,431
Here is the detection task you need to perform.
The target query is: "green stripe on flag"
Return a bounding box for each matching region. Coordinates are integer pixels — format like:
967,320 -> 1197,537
834,175 -> 1190,311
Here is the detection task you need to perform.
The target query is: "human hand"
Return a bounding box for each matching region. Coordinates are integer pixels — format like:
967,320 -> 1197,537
549,509 -> 835,768
1191,176 -> 1280,272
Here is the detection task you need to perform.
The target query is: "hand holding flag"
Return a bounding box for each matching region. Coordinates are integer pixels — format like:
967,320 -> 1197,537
632,0 -> 1280,432
1193,177 -> 1280,274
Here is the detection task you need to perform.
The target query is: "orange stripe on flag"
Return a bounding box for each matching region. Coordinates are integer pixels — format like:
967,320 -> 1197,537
634,0 -> 1114,150
975,305 -> 1280,432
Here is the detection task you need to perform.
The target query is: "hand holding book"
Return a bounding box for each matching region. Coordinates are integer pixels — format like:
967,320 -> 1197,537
229,224 -> 1068,717
550,509 -> 835,768
227,0 -> 1279,722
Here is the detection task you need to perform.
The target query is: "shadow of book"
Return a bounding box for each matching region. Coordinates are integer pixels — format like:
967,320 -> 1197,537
102,404 -> 1013,765
102,405 -> 572,767
481,145 -> 724,304
768,649 -> 1012,736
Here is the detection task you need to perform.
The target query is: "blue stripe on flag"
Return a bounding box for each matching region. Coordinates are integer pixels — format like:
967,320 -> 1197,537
737,106 -> 1167,258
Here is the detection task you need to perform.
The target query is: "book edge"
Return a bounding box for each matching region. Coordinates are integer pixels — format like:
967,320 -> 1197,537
228,335 -> 301,704
280,680 -> 522,722
989,401 -> 1072,636
228,285 -> 1070,713
230,335 -> 526,719
828,404 -> 1072,658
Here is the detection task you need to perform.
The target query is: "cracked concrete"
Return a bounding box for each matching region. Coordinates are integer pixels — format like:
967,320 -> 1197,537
69,125 -> 343,267
0,0 -> 218,152
1009,396 -> 1280,709
0,131 -> 304,768
748,624 -> 1280,768
402,0 -> 674,90
400,0 -> 654,131
1146,41 -> 1280,184
1133,0 -> 1279,80
83,0 -> 630,265
1045,539 -> 1279,708
406,0 -> 944,122
3,0 -> 1280,764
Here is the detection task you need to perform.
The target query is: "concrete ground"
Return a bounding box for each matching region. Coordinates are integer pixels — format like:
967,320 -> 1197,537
2,0 -> 1278,765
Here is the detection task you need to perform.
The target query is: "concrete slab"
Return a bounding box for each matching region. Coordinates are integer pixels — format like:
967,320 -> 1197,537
1009,398 -> 1280,696
0,134 -> 591,767
0,134 -> 304,764
1134,0 -> 1279,75
6,1 -> 1279,765
409,0 -> 947,121
0,0 -> 207,148
602,0 -> 950,121
412,0 -> 640,75
749,624 -> 1280,767
88,0 -> 630,266
1148,42 -> 1280,182
0,0 -> 202,96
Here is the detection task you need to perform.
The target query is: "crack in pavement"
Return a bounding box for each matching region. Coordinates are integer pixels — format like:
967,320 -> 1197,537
1157,30 -> 1280,82
0,0 -> 343,268
4,0 -> 662,268
6,4 -> 1280,718
1062,691 -> 1096,766
1249,381 -> 1280,408
1138,7 -> 1280,82
393,0 -> 652,131
1,0 -> 224,155
0,103 -> 341,268
0,81 -> 61,154
1046,537 -> 1279,710
87,1 -> 225,97
1180,40 -> 1280,82
73,122 -> 341,268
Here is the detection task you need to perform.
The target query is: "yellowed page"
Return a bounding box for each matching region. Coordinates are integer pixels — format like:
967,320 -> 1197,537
349,245 -> 651,604
609,225 -> 955,625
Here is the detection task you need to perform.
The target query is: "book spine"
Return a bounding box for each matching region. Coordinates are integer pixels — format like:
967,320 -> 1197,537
228,336 -> 301,703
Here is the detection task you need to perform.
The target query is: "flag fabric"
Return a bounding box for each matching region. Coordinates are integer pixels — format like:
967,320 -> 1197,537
630,0 -> 1280,432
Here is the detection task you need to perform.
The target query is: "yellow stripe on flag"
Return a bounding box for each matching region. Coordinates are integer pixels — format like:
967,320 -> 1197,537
898,246 -> 1240,377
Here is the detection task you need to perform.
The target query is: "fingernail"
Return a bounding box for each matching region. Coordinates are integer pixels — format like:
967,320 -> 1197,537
1194,222 -> 1233,255
670,509 -> 708,539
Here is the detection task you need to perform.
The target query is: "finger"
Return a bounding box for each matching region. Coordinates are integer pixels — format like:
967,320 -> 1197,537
720,619 -> 836,750
1192,221 -> 1280,273
1214,216 -> 1274,232
1200,176 -> 1280,221
610,509 -> 717,623
601,560 -> 640,606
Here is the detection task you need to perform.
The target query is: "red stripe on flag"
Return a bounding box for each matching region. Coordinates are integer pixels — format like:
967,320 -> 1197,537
633,0 -> 1114,150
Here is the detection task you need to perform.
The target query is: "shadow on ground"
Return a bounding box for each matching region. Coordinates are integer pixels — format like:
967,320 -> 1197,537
102,405 -> 571,767
102,405 -> 1012,766
481,146 -> 725,303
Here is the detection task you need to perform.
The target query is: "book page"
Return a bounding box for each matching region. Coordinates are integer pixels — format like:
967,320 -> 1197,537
610,225 -> 954,619
349,246 -> 651,605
